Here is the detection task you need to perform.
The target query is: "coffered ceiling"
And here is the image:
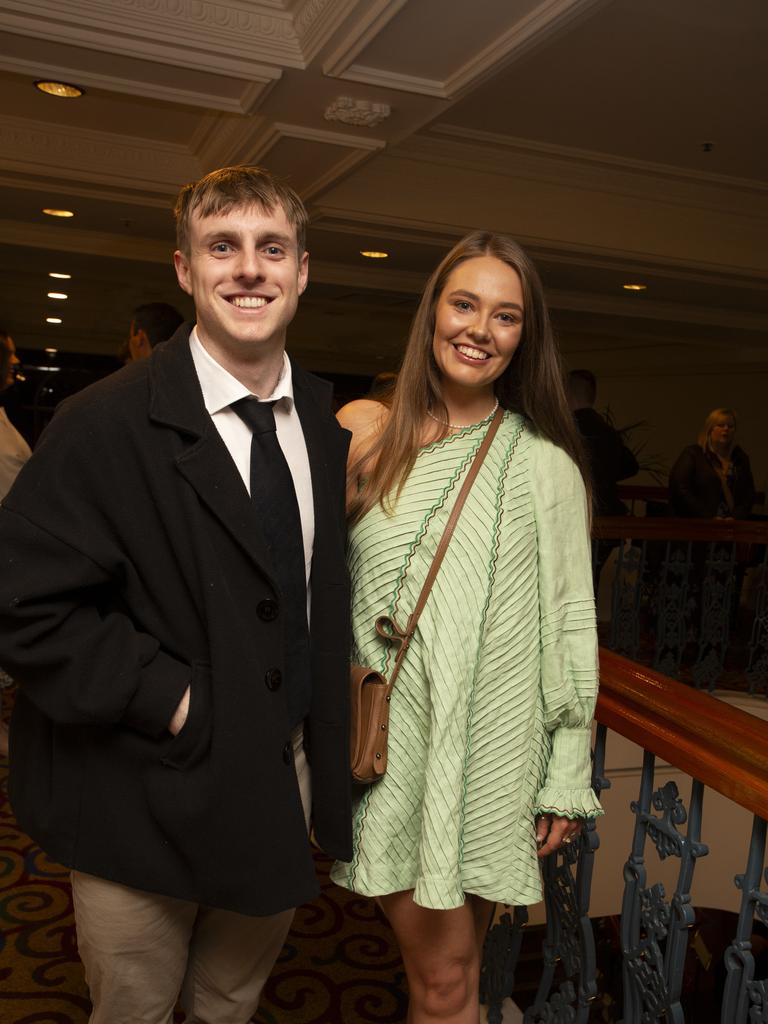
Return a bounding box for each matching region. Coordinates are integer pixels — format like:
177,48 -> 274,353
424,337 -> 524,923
0,0 -> 765,376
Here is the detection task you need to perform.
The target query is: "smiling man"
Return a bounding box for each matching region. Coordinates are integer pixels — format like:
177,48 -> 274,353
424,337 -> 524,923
0,166 -> 352,1023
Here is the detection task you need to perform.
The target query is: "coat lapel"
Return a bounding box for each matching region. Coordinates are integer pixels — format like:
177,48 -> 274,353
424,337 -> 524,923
147,326 -> 278,584
292,363 -> 350,584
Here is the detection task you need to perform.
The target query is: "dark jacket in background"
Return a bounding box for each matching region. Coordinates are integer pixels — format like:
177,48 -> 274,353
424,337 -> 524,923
0,326 -> 353,916
573,407 -> 639,516
669,444 -> 755,519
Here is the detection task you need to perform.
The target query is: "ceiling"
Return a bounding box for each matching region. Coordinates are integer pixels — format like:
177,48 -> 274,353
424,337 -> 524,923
0,0 -> 766,377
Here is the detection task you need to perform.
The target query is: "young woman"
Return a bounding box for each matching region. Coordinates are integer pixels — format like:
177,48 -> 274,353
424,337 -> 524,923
669,408 -> 755,519
331,232 -> 602,1023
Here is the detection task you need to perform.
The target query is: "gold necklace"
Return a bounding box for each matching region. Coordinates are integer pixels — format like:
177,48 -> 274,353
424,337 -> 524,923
426,399 -> 499,431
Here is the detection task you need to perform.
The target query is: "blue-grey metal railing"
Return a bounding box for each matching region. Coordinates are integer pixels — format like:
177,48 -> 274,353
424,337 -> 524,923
480,649 -> 768,1023
593,516 -> 768,696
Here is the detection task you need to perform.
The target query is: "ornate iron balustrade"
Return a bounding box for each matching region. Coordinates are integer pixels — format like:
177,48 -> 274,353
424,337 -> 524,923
592,517 -> 768,696
481,649 -> 768,1023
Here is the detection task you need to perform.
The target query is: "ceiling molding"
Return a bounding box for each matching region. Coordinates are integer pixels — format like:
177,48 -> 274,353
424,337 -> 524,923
294,0 -> 362,64
310,216 -> 454,248
547,288 -> 768,333
0,53 -> 279,114
398,129 -> 768,220
431,125 -> 768,197
273,121 -> 385,150
310,257 -> 423,292
0,172 -> 176,209
192,114 -> 280,170
325,0 -> 609,99
310,205 -> 768,283
330,64 -> 448,97
302,147 -> 377,203
0,1 -> 304,77
0,217 -> 171,263
444,0 -> 610,98
239,78 -> 280,116
0,113 -> 200,193
322,0 -> 408,77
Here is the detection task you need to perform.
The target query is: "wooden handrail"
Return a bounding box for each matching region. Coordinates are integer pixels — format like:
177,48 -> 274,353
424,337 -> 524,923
597,649 -> 768,820
593,515 -> 768,543
617,484 -> 766,504
617,485 -> 669,501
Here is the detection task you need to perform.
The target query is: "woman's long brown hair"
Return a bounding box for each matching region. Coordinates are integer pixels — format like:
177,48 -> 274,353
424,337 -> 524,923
348,231 -> 589,524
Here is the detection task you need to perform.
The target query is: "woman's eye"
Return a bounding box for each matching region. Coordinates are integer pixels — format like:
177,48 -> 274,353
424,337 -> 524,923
454,300 -> 472,312
497,312 -> 518,325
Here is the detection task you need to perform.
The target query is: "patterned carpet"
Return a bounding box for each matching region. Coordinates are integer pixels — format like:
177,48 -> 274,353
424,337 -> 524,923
0,736 -> 408,1024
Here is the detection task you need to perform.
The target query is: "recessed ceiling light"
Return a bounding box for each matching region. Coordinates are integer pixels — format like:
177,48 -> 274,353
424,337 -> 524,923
360,250 -> 389,259
35,80 -> 84,98
46,317 -> 62,324
42,208 -> 74,218
44,347 -> 58,354
49,271 -> 72,279
47,291 -> 68,300
623,283 -> 647,292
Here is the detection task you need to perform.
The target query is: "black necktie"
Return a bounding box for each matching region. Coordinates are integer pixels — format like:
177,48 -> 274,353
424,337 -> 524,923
232,398 -> 311,726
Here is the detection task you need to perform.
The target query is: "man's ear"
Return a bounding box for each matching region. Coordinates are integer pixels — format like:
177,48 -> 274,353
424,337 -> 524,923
136,330 -> 152,359
297,250 -> 309,297
174,249 -> 192,295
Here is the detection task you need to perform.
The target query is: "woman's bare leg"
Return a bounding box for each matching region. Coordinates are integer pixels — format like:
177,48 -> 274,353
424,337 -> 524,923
379,891 -> 495,1024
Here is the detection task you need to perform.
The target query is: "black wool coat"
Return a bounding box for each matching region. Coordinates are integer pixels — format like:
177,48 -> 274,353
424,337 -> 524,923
669,444 -> 755,519
0,327 -> 352,915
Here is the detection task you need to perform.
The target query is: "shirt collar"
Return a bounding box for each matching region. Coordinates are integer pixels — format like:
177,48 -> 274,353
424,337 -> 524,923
189,327 -> 294,415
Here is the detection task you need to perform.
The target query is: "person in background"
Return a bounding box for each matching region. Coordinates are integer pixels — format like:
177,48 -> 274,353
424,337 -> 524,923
127,301 -> 184,361
669,407 -> 755,519
567,369 -> 638,516
0,166 -> 351,1024
0,329 -> 31,756
0,329 -> 30,499
332,232 -> 602,1024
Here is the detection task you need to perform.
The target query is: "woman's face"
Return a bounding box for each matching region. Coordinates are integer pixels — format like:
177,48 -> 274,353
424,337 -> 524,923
431,256 -> 524,397
710,415 -> 735,447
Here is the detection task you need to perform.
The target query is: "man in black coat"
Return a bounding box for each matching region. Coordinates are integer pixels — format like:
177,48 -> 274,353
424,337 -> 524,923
567,369 -> 638,516
0,166 -> 352,1023
567,369 -> 639,592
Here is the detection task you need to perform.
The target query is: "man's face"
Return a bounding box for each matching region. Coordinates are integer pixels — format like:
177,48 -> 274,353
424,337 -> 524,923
173,203 -> 308,364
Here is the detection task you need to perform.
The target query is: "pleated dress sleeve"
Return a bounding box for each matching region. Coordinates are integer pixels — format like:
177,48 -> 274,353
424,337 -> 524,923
530,439 -> 603,820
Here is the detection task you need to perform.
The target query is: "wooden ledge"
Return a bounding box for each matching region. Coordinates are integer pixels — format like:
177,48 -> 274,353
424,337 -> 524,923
597,649 -> 768,820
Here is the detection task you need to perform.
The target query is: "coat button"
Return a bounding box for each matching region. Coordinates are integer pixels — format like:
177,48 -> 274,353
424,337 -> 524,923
282,741 -> 292,765
265,668 -> 282,691
257,599 -> 278,622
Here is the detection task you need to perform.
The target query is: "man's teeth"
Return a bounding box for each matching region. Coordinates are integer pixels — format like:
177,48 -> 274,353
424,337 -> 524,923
231,296 -> 268,308
456,344 -> 489,360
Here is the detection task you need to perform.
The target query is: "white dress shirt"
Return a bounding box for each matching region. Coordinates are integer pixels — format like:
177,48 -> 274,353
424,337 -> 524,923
189,330 -> 315,604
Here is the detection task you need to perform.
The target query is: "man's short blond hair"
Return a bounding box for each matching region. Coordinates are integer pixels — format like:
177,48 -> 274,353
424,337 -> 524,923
174,165 -> 308,255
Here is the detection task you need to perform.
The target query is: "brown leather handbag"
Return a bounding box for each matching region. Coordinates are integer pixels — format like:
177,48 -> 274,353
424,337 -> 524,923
349,408 -> 504,784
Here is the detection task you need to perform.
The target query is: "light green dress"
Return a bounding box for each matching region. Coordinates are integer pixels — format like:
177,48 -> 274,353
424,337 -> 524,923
331,411 -> 603,910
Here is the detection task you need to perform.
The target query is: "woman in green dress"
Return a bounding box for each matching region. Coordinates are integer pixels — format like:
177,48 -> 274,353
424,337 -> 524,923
332,232 -> 603,1023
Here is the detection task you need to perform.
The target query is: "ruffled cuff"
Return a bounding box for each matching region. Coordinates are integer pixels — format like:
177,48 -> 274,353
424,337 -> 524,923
534,726 -> 604,819
535,787 -> 604,819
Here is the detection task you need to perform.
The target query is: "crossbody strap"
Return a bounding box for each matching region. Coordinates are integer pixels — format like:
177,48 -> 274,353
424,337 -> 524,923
378,406 -> 505,686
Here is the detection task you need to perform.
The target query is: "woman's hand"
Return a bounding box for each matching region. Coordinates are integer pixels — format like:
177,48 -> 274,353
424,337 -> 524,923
535,813 -> 582,857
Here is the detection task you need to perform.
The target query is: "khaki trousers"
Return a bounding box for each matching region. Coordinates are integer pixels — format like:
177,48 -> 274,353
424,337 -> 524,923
72,730 -> 310,1024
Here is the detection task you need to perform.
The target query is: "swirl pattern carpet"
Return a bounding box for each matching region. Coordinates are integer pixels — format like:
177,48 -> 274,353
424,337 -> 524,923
0,745 -> 408,1024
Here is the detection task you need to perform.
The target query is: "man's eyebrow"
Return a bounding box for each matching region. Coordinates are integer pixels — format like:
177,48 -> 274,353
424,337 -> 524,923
197,230 -> 295,247
446,288 -> 523,312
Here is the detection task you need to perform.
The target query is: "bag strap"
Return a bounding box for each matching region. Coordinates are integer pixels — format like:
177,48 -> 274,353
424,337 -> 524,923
380,406 -> 505,687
